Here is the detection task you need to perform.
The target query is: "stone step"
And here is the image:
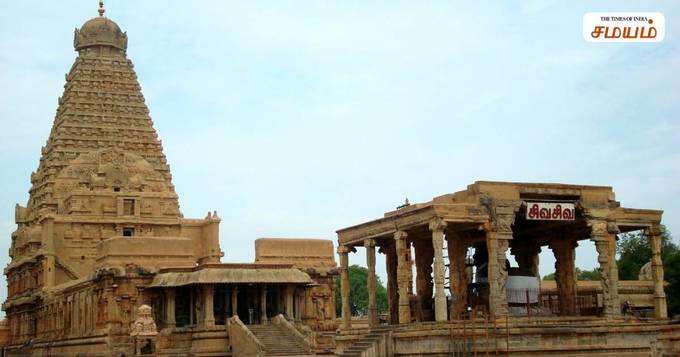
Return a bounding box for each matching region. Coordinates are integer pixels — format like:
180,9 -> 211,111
246,323 -> 309,356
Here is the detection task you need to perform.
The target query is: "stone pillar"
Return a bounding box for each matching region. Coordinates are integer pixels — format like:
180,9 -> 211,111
106,287 -> 120,330
202,285 -> 215,327
447,231 -> 468,319
394,230 -> 412,324
231,288 -> 238,317
166,289 -> 176,328
590,220 -> 620,318
338,245 -> 351,329
285,285 -> 295,320
487,231 -> 511,318
429,218 -> 448,322
413,237 -> 434,321
511,243 -> 541,280
549,237 -> 578,316
260,285 -> 268,323
365,239 -> 378,327
383,242 -> 399,325
648,226 -> 668,319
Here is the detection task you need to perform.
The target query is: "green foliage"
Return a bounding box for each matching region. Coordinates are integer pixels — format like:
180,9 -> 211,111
542,267 -> 601,281
334,265 -> 388,317
616,226 -> 680,317
616,227 -> 676,280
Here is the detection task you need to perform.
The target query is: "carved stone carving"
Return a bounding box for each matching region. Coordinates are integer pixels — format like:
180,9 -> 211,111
130,304 -> 157,337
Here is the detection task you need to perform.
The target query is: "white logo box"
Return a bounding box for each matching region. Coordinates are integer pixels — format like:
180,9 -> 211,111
583,12 -> 665,42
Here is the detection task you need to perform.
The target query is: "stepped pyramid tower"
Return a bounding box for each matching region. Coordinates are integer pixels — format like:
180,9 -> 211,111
5,4 -> 223,346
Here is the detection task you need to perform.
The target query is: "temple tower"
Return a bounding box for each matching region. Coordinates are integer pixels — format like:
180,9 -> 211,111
8,5 -> 182,298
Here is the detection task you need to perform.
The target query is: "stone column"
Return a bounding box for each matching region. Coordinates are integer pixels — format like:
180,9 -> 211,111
338,245 -> 351,329
590,220 -> 620,318
166,289 -> 176,328
487,231 -> 511,318
383,242 -> 399,325
447,231 -> 468,319
203,285 -> 215,327
413,237 -> 434,321
394,230 -> 412,324
260,285 -> 268,324
106,287 -> 120,330
511,243 -> 541,280
285,285 -> 295,320
231,288 -> 238,317
648,226 -> 668,319
429,218 -> 448,322
549,237 -> 578,316
365,239 -> 378,327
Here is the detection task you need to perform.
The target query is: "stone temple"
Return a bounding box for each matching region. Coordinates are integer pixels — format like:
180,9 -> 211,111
2,4 -> 336,356
2,3 -> 680,357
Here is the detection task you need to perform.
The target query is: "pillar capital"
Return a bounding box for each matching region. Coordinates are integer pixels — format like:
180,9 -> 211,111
364,238 -> 376,248
394,230 -> 408,240
588,219 -> 619,239
337,245 -> 351,255
647,225 -> 663,237
428,217 -> 447,232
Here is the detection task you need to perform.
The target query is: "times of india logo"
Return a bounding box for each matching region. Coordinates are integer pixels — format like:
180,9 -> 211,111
583,12 -> 665,42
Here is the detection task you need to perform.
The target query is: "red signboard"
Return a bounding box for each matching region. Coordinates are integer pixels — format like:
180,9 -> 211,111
526,202 -> 575,221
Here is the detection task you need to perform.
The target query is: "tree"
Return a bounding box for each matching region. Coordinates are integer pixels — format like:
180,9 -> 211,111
616,226 -> 680,317
334,265 -> 388,317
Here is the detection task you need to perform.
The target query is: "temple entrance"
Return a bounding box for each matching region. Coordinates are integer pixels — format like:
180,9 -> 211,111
236,285 -> 262,324
508,201 -> 595,317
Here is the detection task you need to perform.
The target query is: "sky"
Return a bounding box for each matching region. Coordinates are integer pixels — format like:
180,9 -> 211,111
0,1 -> 678,306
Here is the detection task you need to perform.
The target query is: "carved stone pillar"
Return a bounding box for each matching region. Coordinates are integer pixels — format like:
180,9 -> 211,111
487,231 -> 511,318
166,289 -> 176,328
549,237 -> 578,316
590,220 -> 620,318
203,285 -> 215,327
429,218 -> 448,322
260,285 -> 268,324
338,245 -> 351,329
447,231 -> 468,319
365,239 -> 378,327
106,287 -> 120,330
648,226 -> 668,319
413,237 -> 434,321
382,242 -> 399,325
394,230 -> 412,324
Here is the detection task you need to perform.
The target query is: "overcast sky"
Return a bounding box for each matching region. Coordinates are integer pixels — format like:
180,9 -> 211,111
0,1 -> 678,305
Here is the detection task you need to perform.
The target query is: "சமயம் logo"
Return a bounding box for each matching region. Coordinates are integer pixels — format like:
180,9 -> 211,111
583,12 -> 665,42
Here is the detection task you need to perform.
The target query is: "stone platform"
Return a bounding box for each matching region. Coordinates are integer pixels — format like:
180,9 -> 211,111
335,317 -> 680,356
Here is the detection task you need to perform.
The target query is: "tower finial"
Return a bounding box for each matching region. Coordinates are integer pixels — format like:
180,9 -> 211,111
98,0 -> 105,17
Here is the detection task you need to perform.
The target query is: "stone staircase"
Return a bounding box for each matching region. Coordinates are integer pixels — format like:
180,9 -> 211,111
335,328 -> 391,357
247,324 -> 310,356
